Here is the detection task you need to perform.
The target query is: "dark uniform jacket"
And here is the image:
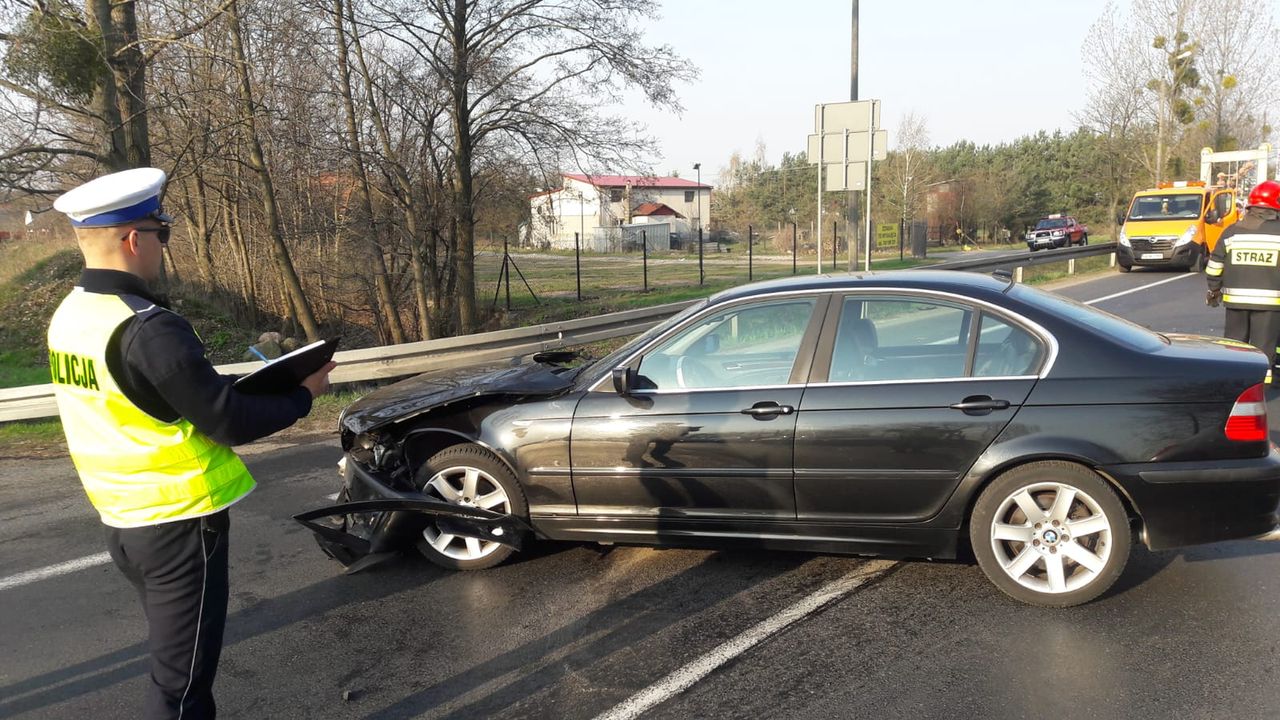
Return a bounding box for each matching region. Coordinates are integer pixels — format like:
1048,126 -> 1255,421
82,269 -> 312,445
1207,208 -> 1280,309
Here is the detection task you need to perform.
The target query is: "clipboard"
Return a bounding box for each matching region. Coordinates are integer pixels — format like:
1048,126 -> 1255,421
233,338 -> 340,394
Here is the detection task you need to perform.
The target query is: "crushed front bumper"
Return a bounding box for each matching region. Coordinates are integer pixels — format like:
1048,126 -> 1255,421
293,454 -> 529,573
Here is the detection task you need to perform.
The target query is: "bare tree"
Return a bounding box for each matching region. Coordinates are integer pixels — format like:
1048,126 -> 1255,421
880,112 -> 932,243
363,0 -> 696,332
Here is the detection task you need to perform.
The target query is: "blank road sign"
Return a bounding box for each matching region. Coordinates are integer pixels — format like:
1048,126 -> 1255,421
814,100 -> 880,134
823,162 -> 866,191
807,131 -> 888,162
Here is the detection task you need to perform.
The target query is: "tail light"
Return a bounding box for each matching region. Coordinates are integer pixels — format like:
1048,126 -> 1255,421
1225,383 -> 1268,442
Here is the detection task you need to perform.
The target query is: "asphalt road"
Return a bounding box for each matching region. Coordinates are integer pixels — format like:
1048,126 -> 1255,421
4,265 -> 1280,720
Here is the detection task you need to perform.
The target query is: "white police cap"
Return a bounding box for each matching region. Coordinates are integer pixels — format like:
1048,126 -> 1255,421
53,167 -> 174,227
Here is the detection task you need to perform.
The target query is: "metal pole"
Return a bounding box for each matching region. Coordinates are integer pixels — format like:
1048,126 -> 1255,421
642,229 -> 648,291
748,224 -> 754,281
832,220 -> 838,270
817,104 -> 824,274
574,231 -> 581,301
791,221 -> 798,274
504,235 -> 511,310
698,227 -> 704,285
864,100 -> 874,272
850,0 -> 859,101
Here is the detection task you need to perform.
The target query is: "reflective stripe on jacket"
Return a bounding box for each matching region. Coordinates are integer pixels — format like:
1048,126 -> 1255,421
48,288 -> 255,527
1208,225 -> 1280,309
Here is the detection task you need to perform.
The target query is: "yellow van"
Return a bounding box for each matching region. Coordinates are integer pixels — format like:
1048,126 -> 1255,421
1116,181 -> 1240,272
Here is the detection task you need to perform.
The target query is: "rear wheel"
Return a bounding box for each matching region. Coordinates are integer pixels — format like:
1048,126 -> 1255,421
1078,232 -> 1088,246
413,444 -> 528,570
970,461 -> 1131,607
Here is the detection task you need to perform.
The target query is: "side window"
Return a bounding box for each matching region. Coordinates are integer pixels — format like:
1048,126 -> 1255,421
1214,192 -> 1233,217
636,298 -> 816,390
830,297 -> 971,382
973,314 -> 1044,377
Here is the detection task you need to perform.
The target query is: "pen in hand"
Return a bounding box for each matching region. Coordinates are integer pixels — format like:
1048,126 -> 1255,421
248,346 -> 271,363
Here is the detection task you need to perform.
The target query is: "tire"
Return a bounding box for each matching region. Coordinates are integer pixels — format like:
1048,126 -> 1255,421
1189,248 -> 1204,273
1078,233 -> 1088,246
1117,263 -> 1131,273
969,461 -> 1131,607
413,444 -> 528,570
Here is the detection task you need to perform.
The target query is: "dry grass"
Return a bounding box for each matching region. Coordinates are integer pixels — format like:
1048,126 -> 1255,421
0,234 -> 78,286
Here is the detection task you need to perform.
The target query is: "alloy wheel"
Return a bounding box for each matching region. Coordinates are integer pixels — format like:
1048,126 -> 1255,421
988,481 -> 1113,594
420,464 -> 512,561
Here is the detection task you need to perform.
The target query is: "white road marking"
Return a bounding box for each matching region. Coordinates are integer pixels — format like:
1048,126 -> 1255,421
0,552 -> 112,592
593,560 -> 898,720
1084,272 -> 1195,305
325,492 -> 340,501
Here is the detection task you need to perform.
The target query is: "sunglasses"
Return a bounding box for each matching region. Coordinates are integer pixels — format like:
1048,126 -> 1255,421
127,226 -> 171,245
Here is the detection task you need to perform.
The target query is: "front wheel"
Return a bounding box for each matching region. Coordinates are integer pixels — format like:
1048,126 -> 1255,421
1117,263 -> 1131,273
969,461 -> 1131,607
413,444 -> 528,570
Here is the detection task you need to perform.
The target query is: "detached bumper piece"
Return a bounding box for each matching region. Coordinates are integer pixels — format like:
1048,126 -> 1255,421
295,492 -> 529,574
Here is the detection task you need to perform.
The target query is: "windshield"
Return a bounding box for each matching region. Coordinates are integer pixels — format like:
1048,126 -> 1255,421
1009,284 -> 1167,352
1128,194 -> 1204,221
1034,218 -> 1068,230
576,299 -> 709,388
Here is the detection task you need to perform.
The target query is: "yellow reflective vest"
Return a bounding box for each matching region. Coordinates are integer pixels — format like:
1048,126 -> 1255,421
48,287 -> 255,527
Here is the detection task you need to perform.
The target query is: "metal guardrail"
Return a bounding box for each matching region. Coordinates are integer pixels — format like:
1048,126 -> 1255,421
0,243 -> 1117,423
0,300 -> 699,422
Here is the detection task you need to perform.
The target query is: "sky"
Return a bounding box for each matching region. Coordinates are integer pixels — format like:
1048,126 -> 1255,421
616,0 -> 1130,181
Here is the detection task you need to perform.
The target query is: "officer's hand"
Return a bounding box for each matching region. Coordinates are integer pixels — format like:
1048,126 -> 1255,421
1206,289 -> 1222,308
302,361 -> 337,398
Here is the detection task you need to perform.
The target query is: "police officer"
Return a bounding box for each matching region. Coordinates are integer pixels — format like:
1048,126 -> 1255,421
1206,179 -> 1280,374
47,168 -> 336,719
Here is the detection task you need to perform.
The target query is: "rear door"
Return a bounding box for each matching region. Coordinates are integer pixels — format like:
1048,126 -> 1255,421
793,292 -> 1047,522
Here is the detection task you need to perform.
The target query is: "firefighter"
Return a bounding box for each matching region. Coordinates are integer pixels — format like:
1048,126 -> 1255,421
1206,179 -> 1280,377
47,168 -> 336,719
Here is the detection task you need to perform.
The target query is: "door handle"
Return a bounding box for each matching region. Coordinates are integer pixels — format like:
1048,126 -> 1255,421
741,402 -> 795,417
949,396 -> 1011,413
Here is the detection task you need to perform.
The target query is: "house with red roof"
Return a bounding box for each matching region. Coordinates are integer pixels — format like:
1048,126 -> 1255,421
528,173 -> 712,250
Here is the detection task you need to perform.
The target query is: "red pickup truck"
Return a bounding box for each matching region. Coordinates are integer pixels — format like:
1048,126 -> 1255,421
1026,214 -> 1088,250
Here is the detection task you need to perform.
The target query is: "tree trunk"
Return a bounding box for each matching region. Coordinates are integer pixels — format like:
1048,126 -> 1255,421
228,0 -> 320,342
224,185 -> 257,326
450,0 -> 477,333
345,0 -> 436,339
330,0 -> 405,344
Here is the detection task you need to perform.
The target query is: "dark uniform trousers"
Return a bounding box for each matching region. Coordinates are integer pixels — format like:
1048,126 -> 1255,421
105,510 -> 230,720
1224,309 -> 1280,368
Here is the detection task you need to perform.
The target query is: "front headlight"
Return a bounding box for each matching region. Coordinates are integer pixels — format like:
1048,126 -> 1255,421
1051,230 -> 1065,237
1118,230 -> 1130,247
1175,225 -> 1197,246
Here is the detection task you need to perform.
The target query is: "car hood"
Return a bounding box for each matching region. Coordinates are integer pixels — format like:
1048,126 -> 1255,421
1123,218 -> 1199,236
340,361 -> 579,434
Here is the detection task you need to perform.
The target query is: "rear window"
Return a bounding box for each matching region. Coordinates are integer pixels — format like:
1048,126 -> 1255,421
1008,284 -> 1167,352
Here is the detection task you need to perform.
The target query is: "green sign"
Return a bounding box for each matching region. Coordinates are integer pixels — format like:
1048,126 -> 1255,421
876,223 -> 898,248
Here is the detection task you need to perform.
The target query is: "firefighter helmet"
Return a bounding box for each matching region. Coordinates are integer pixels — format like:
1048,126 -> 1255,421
1248,180 -> 1280,211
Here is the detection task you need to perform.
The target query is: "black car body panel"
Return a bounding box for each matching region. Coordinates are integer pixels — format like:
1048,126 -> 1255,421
299,270 -> 1280,570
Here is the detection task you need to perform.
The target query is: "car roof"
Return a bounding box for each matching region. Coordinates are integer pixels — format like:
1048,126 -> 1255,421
707,270 -> 1014,306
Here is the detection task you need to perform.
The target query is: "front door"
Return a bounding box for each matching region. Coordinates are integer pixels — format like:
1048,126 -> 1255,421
1206,190 -> 1238,252
571,295 -> 826,519
793,293 -> 1043,523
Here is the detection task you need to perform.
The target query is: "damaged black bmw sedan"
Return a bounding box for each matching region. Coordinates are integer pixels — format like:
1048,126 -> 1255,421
297,270 -> 1280,607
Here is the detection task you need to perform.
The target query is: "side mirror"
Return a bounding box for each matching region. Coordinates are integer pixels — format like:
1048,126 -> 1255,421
1114,212 -> 1125,225
611,366 -> 634,395
1205,209 -> 1221,225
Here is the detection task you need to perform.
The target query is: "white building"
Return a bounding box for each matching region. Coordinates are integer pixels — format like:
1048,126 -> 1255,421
528,173 -> 712,251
